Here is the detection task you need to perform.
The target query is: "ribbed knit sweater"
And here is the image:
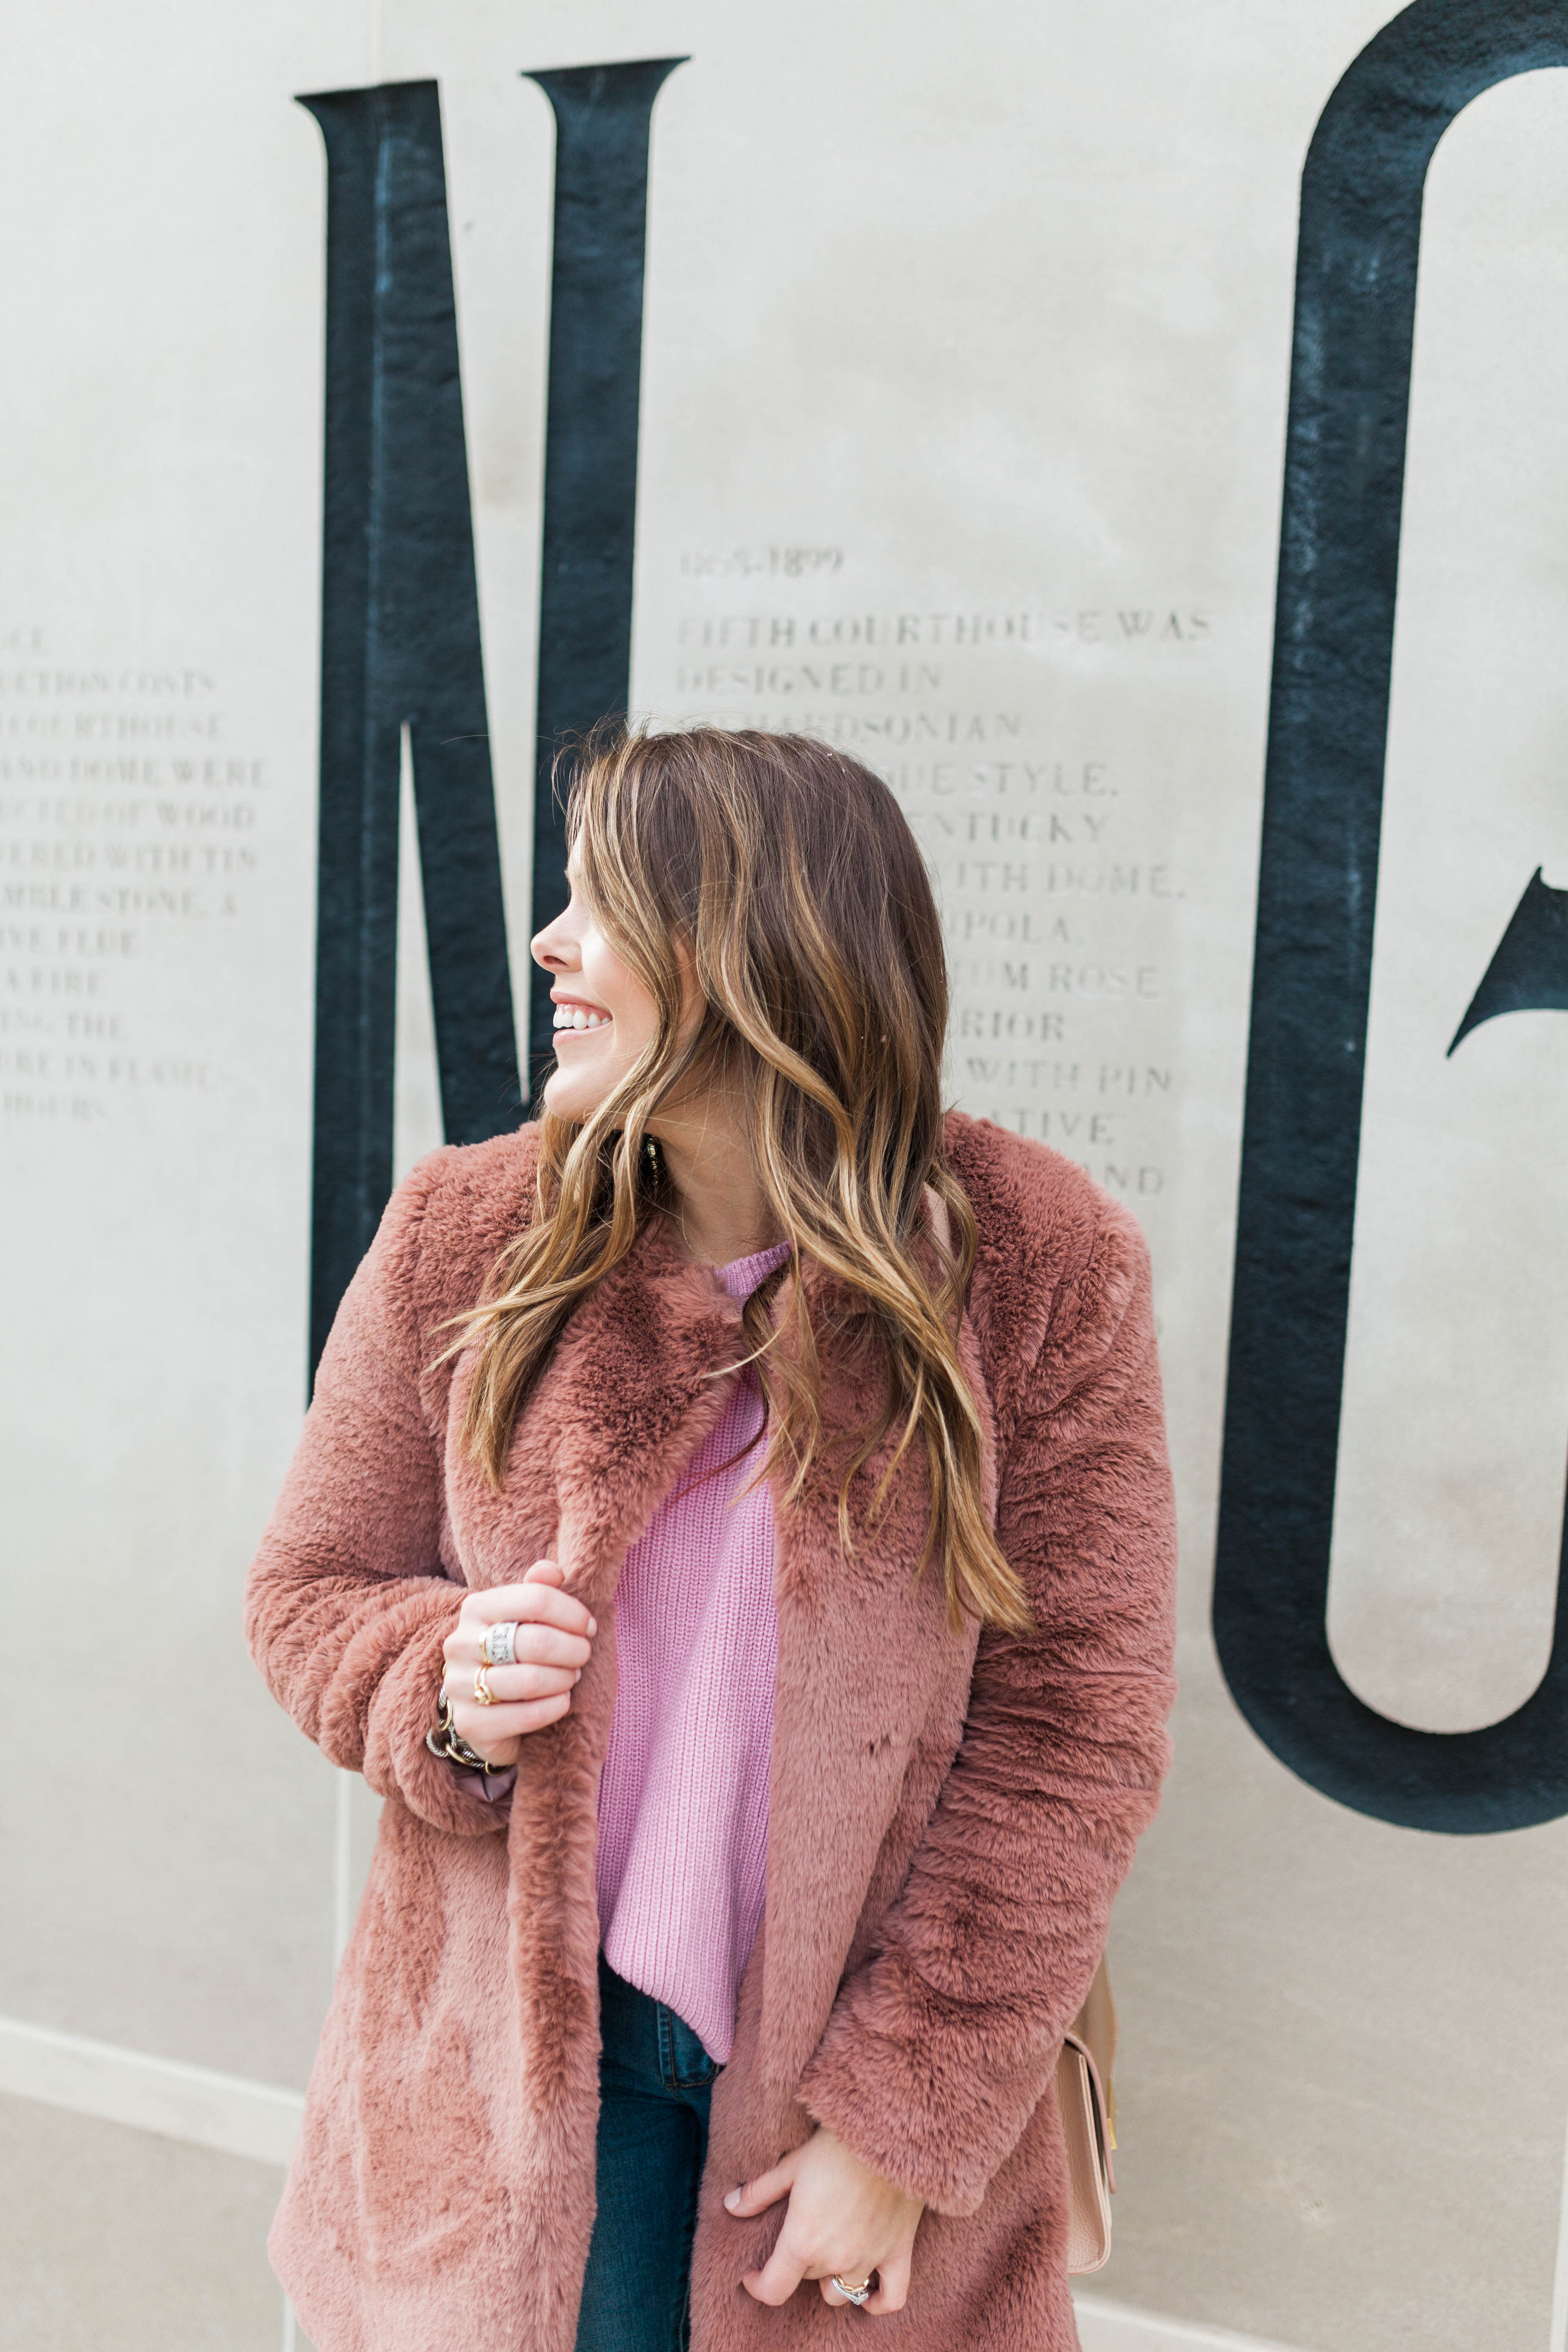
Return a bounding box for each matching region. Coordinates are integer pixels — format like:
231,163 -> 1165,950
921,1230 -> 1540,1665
470,1241 -> 788,2064
596,1240 -> 788,2060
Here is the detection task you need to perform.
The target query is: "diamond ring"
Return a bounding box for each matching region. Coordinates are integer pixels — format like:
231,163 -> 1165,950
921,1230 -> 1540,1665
483,1621 -> 519,1666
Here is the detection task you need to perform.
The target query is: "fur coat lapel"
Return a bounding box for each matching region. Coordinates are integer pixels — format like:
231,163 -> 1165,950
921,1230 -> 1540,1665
756,1259 -> 994,2095
440,1203 -> 999,2124
444,1205 -> 751,1600
442,1212 -> 757,2155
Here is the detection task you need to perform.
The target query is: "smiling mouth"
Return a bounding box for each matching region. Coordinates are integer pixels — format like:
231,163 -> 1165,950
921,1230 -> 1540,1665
552,1003 -> 612,1033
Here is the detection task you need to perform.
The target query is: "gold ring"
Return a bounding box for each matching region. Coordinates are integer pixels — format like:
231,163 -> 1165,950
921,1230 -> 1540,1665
474,1662 -> 497,1705
831,2275 -> 874,2306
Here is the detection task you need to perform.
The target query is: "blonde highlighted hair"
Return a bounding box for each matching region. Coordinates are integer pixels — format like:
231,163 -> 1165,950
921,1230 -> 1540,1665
455,725 -> 1030,1633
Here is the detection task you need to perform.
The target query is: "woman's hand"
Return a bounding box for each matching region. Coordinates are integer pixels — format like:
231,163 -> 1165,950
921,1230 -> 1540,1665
725,2124 -> 925,2315
441,1558 -> 596,1770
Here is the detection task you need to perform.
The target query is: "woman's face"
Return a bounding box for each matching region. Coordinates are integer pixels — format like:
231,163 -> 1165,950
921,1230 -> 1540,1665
530,858 -> 676,1124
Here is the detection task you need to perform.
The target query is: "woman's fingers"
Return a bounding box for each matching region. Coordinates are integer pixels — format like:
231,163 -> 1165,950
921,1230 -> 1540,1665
453,1693 -> 576,1731
444,1631 -> 591,1690
466,1572 -> 595,1640
470,1659 -> 582,1704
865,2254 -> 909,2315
477,1625 -> 591,1672
434,1563 -> 599,1760
740,2233 -> 811,2308
730,2158 -> 813,2308
447,1573 -> 596,1685
728,2124 -> 921,2316
472,1572 -> 596,1628
449,1689 -> 572,1743
724,2160 -> 795,2219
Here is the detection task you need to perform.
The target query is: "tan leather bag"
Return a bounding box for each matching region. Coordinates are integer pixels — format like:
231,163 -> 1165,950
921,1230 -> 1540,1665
1058,1957 -> 1117,2273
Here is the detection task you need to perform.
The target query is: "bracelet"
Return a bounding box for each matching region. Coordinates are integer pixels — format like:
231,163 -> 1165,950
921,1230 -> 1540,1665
424,1686 -> 511,1776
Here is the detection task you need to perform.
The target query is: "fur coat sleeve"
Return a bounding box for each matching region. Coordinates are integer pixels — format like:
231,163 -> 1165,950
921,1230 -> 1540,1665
242,1155 -> 505,1838
794,1196 -> 1177,2216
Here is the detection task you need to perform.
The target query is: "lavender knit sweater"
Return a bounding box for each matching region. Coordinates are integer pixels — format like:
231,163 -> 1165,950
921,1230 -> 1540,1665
471,1241 -> 788,2063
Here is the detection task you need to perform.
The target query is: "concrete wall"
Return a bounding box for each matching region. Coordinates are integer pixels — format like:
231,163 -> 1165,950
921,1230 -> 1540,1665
4,5 -> 1566,2346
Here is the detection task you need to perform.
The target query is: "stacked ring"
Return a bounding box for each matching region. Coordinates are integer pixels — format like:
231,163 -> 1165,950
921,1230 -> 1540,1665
473,1663 -> 498,1705
483,1621 -> 519,1667
831,2276 -> 874,2308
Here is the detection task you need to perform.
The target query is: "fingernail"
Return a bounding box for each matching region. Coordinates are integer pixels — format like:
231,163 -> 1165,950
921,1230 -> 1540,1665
587,1618 -> 597,1635
724,2187 -> 741,2212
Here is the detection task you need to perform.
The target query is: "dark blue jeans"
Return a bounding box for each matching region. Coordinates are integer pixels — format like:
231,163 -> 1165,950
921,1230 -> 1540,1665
574,1956 -> 722,2352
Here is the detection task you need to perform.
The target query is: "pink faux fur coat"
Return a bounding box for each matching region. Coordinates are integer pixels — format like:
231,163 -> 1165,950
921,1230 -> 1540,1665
245,1111 -> 1176,2352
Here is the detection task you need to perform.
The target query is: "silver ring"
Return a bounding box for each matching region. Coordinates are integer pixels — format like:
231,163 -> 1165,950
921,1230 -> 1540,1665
831,2276 -> 874,2308
483,1621 -> 519,1666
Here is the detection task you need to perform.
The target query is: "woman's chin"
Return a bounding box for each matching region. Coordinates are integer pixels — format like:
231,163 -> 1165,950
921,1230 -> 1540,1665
541,1065 -> 610,1124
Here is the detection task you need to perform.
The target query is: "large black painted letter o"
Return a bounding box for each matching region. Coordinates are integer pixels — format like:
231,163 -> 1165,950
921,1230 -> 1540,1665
1215,0 -> 1568,1835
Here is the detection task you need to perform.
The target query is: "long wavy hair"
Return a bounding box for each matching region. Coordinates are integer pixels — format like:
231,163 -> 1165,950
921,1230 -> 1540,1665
454,726 -> 1030,1632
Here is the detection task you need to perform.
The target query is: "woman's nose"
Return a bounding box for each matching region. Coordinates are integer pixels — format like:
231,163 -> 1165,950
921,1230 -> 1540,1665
531,928 -> 572,972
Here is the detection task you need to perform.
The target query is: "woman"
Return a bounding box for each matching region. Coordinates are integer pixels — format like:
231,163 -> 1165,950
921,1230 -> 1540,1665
245,726 -> 1176,2352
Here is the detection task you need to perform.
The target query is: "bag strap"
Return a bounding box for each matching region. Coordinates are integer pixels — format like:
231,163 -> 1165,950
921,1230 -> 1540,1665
1069,1953 -> 1118,2160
